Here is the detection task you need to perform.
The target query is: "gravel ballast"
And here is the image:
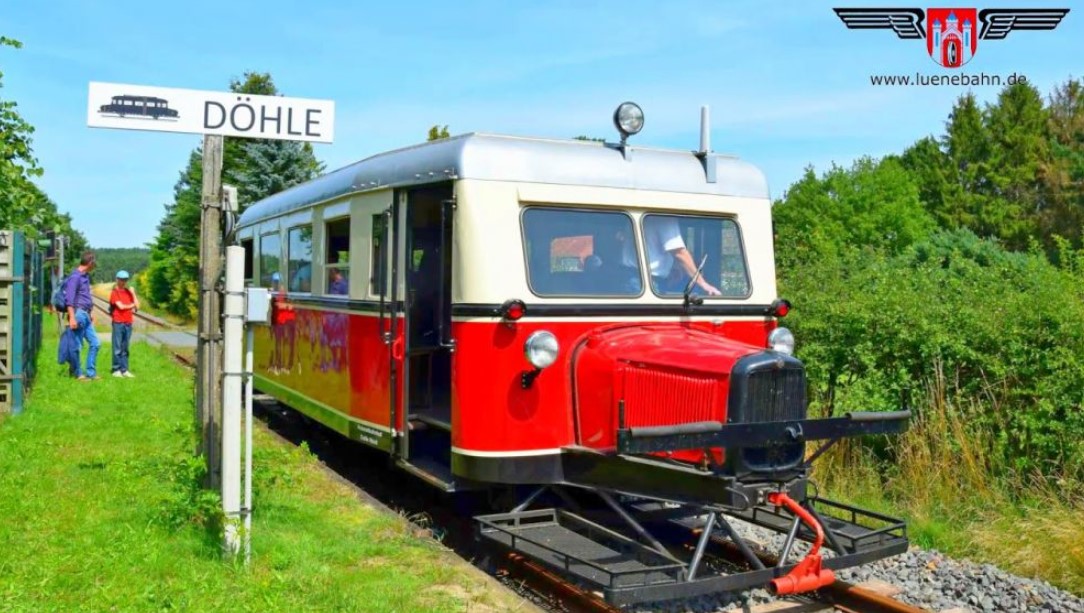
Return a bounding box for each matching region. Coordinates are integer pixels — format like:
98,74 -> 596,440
625,514 -> 1084,613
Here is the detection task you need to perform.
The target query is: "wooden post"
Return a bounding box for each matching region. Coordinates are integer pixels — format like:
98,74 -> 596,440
197,134 -> 225,489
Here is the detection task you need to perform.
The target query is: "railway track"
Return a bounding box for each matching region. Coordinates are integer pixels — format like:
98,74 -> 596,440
90,295 -> 196,367
127,314 -> 928,613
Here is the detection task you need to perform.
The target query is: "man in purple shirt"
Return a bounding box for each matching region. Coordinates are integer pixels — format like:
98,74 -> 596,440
65,251 -> 101,380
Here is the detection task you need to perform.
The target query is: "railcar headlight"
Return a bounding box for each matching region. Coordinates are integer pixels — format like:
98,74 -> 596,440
613,101 -> 644,140
768,327 -> 795,355
524,331 -> 559,369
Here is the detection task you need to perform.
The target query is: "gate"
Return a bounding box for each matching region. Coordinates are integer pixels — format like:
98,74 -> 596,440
0,231 -> 44,415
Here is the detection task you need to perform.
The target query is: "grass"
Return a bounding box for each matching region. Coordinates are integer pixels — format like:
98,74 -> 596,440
813,366 -> 1084,596
0,328 -> 527,612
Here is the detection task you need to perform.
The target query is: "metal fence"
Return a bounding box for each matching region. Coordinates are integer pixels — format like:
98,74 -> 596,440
0,231 -> 44,415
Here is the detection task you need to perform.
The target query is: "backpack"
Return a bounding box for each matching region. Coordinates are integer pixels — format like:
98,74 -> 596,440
51,273 -> 74,312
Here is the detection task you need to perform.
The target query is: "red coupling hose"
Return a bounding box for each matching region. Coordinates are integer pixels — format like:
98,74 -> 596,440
766,491 -> 836,595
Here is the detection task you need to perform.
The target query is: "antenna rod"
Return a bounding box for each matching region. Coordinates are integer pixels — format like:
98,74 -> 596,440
699,105 -> 710,154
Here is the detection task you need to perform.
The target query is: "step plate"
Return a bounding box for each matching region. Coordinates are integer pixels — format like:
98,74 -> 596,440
476,508 -> 685,589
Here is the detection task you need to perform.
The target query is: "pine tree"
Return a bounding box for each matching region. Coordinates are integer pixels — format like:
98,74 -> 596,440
983,81 -> 1050,248
143,72 -> 325,317
1043,79 -> 1084,248
941,93 -> 990,233
229,139 -> 322,202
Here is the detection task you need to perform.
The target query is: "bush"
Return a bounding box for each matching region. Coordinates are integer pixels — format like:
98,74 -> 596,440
782,229 -> 1084,476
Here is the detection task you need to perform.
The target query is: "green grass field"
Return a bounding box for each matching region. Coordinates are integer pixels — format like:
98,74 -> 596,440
0,330 -> 526,612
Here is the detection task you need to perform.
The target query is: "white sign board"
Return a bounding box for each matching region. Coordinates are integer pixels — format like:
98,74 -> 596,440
87,81 -> 335,143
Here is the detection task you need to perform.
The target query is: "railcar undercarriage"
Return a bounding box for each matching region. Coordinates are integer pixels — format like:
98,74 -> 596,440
474,410 -> 912,606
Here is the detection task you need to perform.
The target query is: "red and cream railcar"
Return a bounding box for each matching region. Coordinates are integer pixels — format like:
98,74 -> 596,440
234,106 -> 911,604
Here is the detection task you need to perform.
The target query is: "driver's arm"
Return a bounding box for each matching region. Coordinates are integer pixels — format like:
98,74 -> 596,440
670,247 -> 720,295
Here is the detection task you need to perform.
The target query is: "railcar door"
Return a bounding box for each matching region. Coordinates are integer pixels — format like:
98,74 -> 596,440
397,183 -> 456,490
377,195 -> 406,460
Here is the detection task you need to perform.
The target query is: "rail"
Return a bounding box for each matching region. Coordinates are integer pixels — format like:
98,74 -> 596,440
90,295 -> 195,367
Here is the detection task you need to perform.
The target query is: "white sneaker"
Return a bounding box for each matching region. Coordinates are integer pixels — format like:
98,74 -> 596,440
123,371 -> 135,378
112,371 -> 124,378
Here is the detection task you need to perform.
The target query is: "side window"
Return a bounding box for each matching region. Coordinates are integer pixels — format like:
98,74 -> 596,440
325,218 -> 350,296
287,225 -> 313,293
370,213 -> 386,296
259,233 -> 281,289
521,207 -> 642,297
240,238 -> 254,285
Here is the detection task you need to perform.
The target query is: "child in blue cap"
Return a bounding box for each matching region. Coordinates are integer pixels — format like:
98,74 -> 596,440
109,270 -> 140,377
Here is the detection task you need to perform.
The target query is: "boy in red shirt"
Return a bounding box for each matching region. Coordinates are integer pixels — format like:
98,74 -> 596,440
109,270 -> 140,378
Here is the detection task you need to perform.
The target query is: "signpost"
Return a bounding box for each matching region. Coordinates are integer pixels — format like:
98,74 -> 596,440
87,80 -> 335,558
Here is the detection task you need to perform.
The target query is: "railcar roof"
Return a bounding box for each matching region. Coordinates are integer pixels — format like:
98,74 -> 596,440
237,133 -> 769,227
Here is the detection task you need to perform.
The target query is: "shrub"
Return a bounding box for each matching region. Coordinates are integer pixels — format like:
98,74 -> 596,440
782,229 -> 1084,476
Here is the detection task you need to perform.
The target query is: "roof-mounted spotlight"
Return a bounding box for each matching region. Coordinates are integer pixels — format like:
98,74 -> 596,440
613,101 -> 644,145
612,102 -> 643,162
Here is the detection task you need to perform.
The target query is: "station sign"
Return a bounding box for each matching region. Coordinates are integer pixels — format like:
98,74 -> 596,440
86,81 -> 335,143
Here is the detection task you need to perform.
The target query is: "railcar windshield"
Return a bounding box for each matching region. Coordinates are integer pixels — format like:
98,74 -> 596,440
521,208 -> 751,299
522,207 -> 643,297
641,214 -> 750,298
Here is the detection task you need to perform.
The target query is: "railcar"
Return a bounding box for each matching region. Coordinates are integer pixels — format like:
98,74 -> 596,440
234,103 -> 911,605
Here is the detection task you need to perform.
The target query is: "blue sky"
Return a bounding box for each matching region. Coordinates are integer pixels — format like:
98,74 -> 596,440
4,0 -> 1081,248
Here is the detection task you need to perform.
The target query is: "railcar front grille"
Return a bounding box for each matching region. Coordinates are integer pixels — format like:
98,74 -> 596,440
620,364 -> 719,428
726,352 -> 808,477
745,368 -> 806,422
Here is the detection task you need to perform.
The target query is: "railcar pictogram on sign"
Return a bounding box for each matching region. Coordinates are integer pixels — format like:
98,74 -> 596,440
98,94 -> 180,120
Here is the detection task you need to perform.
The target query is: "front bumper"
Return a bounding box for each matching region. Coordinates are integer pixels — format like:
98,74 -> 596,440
616,410 -> 912,455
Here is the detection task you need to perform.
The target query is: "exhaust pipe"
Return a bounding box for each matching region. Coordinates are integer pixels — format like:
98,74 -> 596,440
699,105 -> 710,154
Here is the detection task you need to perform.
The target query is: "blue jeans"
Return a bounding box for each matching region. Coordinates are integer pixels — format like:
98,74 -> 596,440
71,309 -> 101,378
112,322 -> 132,373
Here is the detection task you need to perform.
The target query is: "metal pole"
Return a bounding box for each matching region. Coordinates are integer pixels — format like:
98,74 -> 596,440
244,324 -> 254,564
777,515 -> 802,567
597,491 -> 674,560
198,134 -> 225,489
221,246 -> 244,556
687,511 -> 716,581
57,235 -> 65,281
56,235 -> 65,334
699,105 -> 710,154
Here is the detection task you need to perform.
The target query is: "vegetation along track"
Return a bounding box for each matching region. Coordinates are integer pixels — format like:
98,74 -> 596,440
147,333 -> 927,613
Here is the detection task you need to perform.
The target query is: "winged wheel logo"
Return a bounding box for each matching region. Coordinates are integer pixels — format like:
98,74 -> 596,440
833,7 -> 1069,68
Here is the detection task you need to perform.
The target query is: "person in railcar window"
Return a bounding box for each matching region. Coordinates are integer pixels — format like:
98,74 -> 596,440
630,216 -> 721,296
328,268 -> 348,295
522,208 -> 643,296
289,263 -> 312,292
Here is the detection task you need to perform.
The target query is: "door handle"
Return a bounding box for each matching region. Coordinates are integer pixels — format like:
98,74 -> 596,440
392,335 -> 404,361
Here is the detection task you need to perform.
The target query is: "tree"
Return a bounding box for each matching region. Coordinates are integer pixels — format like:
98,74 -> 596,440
223,73 -> 325,208
940,93 -> 991,232
94,248 -> 150,284
427,125 -> 450,141
772,157 -> 935,269
0,36 -> 42,230
899,136 -> 953,225
143,72 -> 325,317
982,81 -> 1050,247
1042,78 -> 1084,249
0,36 -> 86,268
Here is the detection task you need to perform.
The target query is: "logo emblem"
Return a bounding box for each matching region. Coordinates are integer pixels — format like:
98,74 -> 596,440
833,7 -> 1069,69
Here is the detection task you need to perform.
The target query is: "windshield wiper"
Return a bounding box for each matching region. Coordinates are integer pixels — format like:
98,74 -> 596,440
683,253 -> 709,310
